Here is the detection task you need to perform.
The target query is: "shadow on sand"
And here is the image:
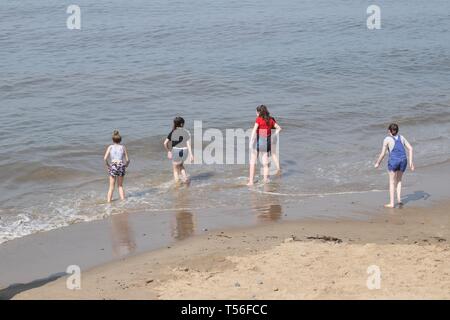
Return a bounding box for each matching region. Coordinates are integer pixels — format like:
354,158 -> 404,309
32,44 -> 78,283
0,272 -> 66,300
189,171 -> 215,181
402,191 -> 431,205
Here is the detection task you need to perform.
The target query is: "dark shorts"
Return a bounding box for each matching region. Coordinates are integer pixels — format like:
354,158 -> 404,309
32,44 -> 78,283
257,136 -> 272,154
388,158 -> 407,172
109,162 -> 126,177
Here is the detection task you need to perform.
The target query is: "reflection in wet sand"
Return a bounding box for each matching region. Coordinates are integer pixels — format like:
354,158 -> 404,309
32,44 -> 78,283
110,213 -> 136,257
173,210 -> 195,240
251,182 -> 283,222
171,187 -> 196,241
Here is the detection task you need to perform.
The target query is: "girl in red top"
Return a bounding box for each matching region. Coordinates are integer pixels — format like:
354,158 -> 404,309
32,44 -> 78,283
248,105 -> 282,186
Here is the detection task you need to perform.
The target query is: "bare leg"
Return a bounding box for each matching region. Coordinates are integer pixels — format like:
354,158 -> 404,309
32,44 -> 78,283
385,171 -> 395,208
117,176 -> 125,200
172,163 -> 180,182
247,150 -> 257,186
271,152 -> 281,174
262,152 -> 270,183
396,171 -> 404,205
180,163 -> 189,182
107,176 -> 116,203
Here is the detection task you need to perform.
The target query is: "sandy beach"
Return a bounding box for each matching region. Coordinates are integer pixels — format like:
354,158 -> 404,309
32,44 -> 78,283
3,0 -> 450,304
13,201 -> 450,300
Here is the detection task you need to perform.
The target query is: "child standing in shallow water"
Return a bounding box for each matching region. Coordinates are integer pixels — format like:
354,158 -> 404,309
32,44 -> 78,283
104,130 -> 130,202
163,117 -> 194,183
375,123 -> 414,208
248,105 -> 282,186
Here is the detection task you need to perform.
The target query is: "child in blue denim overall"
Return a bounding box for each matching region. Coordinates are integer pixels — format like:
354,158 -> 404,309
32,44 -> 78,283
375,123 -> 415,208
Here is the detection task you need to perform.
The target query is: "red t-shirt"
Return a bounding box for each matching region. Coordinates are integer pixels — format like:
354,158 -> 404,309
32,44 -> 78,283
256,117 -> 276,138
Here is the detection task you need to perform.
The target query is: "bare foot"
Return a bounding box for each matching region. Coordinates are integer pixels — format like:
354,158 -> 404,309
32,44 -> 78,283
247,181 -> 254,186
384,204 -> 395,208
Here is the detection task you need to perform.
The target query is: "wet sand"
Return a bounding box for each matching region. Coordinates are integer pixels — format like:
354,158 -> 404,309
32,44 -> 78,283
12,201 -> 450,300
1,163 -> 449,299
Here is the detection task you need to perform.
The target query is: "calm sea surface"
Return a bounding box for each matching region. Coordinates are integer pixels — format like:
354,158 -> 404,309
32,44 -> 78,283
1,0 -> 450,243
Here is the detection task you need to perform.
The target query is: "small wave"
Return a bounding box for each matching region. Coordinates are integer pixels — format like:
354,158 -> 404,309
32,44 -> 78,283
397,102 -> 450,126
416,157 -> 450,170
11,164 -> 88,183
363,101 -> 450,131
0,193 -> 125,244
251,188 -> 387,198
397,114 -> 450,127
0,197 -> 232,245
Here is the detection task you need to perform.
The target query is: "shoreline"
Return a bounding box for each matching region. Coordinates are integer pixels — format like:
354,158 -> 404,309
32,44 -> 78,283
3,0 -> 450,301
8,199 -> 450,300
1,162 -> 449,299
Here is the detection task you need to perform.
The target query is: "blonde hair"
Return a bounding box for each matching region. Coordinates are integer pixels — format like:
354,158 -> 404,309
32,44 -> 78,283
112,130 -> 122,143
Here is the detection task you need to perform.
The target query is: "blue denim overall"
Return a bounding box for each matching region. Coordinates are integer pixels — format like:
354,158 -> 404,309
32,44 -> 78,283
388,135 -> 408,172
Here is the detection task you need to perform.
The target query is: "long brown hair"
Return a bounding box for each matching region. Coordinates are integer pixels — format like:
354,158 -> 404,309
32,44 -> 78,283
172,117 -> 185,131
257,105 -> 271,126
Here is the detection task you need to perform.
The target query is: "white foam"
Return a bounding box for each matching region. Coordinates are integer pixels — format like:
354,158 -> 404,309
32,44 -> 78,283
251,188 -> 387,197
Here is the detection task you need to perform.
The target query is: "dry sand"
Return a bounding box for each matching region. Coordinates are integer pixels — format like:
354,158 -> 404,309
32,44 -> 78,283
13,203 -> 450,300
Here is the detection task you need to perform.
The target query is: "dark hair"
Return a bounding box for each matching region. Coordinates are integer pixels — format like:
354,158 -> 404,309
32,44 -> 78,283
388,123 -> 399,135
172,117 -> 185,131
112,130 -> 122,143
256,105 -> 271,126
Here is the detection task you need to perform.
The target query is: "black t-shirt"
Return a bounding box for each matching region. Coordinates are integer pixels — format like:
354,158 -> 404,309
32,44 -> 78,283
167,128 -> 190,148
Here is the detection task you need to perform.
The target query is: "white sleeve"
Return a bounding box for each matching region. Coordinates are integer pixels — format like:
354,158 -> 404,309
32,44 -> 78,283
383,137 -> 391,151
401,136 -> 409,146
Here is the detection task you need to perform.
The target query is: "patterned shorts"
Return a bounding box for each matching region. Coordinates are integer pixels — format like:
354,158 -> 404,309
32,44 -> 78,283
109,162 -> 126,177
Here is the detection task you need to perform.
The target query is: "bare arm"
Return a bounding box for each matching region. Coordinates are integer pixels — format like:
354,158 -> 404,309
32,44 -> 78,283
187,140 -> 194,163
404,140 -> 414,171
250,123 -> 258,145
274,122 -> 282,136
163,138 -> 171,152
123,146 -> 130,167
374,143 -> 388,168
163,138 -> 173,160
103,146 -> 111,168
